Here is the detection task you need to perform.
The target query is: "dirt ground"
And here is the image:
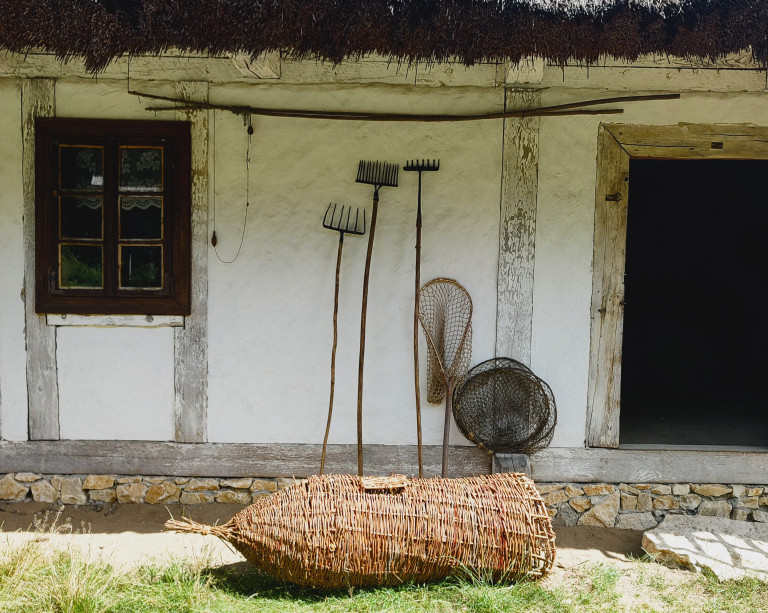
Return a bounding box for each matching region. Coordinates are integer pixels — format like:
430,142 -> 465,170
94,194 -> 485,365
0,500 -> 692,603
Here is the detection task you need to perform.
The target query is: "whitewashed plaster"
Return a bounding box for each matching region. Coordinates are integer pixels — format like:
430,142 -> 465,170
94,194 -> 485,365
206,83 -> 503,445
50,80 -> 178,440
0,79 -> 27,441
2,56 -> 768,450
57,327 -> 175,440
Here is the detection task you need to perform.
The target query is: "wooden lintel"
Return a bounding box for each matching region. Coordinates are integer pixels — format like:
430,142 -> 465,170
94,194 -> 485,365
0,441 -> 492,478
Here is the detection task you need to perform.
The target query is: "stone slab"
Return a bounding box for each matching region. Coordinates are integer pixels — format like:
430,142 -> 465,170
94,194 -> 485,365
642,515 -> 768,582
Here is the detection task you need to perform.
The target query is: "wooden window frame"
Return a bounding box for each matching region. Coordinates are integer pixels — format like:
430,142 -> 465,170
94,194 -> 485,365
587,123 -> 768,447
35,118 -> 191,315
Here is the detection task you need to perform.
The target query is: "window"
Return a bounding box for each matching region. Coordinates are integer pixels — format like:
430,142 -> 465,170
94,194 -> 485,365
35,119 -> 191,315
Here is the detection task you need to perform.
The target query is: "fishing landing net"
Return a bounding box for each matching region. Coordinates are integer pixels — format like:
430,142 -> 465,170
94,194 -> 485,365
453,358 -> 557,455
165,472 -> 556,589
417,278 -> 473,404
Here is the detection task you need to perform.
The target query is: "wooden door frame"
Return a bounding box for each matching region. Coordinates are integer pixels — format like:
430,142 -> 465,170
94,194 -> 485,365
586,123 -> 768,448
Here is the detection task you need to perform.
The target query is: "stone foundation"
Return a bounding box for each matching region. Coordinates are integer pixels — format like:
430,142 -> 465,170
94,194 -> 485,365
0,473 -> 302,505
537,482 -> 768,528
2,473 -> 766,530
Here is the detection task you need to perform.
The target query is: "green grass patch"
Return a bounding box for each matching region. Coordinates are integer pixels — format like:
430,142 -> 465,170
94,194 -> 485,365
0,538 -> 766,612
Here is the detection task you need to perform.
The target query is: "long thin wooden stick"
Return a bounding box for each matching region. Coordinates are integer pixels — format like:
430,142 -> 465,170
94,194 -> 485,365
320,234 -> 343,475
413,189 -> 423,478
442,377 -> 455,478
133,89 -> 680,121
357,194 -> 379,476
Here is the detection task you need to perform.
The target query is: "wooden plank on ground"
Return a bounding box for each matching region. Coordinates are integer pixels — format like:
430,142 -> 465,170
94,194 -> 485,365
0,441 -> 492,478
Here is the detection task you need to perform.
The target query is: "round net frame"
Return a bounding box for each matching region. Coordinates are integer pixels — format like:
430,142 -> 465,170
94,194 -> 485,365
453,358 -> 557,454
417,278 -> 473,404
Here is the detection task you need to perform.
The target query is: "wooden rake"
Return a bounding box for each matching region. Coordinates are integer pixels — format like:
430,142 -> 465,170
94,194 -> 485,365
403,159 -> 440,477
320,203 -> 366,475
355,160 -> 399,476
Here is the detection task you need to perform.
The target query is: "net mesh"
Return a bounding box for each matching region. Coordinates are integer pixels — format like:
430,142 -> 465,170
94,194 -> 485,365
453,358 -> 557,454
417,278 -> 473,403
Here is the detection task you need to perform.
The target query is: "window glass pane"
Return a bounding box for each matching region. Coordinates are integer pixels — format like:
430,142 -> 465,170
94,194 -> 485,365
120,245 -> 163,289
60,197 -> 102,239
59,244 -> 103,289
120,196 -> 162,239
60,146 -> 103,191
120,147 -> 162,192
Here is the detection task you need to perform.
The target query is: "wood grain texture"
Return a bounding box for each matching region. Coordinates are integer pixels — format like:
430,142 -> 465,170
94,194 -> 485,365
22,78 -> 58,441
586,127 -> 630,448
174,82 -> 209,443
530,447 -> 768,484
0,441 -> 492,478
606,123 -> 768,160
496,89 -> 540,364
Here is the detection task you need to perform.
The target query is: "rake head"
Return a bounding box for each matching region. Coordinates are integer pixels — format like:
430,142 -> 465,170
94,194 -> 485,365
403,159 -> 440,173
356,160 -> 399,189
322,203 -> 366,236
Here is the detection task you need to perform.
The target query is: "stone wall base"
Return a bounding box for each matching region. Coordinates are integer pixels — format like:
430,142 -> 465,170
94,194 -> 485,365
2,473 -> 766,529
537,482 -> 768,529
0,473 -> 301,506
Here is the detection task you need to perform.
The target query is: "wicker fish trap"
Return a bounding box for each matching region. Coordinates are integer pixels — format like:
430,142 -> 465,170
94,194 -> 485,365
165,472 -> 555,589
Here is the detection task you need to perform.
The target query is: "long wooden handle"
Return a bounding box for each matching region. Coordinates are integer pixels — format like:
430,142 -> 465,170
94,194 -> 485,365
320,234 -> 343,475
414,214 -> 423,478
357,195 -> 379,476
442,377 -> 454,478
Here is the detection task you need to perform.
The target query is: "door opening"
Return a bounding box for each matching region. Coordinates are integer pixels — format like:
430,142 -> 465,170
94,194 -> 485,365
620,159 -> 768,446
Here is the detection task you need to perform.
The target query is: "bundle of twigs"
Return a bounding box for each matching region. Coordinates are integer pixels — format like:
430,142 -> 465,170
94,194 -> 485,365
165,472 -> 555,589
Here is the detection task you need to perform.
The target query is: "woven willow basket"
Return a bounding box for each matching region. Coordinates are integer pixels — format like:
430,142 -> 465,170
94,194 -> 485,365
166,472 -> 556,589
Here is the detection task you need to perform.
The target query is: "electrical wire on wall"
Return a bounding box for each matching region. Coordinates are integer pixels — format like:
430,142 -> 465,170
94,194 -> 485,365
211,111 -> 253,264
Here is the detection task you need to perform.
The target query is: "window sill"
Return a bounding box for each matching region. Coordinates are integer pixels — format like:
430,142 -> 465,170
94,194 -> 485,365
46,314 -> 184,328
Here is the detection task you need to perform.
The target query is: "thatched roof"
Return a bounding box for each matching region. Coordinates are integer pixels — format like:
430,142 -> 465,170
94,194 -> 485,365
2,1 -> 766,72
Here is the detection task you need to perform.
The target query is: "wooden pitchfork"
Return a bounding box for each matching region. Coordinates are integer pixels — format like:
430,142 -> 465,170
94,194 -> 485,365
355,160 -> 399,476
319,203 -> 366,475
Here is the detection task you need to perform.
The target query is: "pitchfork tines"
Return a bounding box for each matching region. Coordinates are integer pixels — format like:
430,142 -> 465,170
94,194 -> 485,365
356,160 -> 399,193
323,203 -> 366,236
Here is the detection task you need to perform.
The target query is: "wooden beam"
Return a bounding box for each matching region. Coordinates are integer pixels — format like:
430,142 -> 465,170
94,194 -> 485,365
605,123 -> 768,160
586,126 -> 630,448
496,89 -> 540,363
0,441 -> 492,478
22,78 -> 58,441
530,447 -> 768,484
174,82 -> 209,443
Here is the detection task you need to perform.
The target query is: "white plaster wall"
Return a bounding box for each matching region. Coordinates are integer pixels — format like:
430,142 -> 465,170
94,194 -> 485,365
207,83 -> 503,444
531,79 -> 768,448
0,80 -> 28,441
57,327 -> 175,440
5,60 -> 768,449
51,80 -> 178,440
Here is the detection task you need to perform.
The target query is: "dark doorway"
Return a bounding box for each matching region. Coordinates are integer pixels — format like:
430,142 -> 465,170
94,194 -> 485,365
620,159 -> 768,446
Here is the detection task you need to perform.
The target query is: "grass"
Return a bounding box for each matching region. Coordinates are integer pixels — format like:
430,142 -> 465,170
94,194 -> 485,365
0,536 -> 765,612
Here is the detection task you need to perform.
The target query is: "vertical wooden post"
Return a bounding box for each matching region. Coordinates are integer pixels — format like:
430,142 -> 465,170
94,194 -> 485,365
22,78 -> 59,441
174,82 -> 209,443
586,127 -> 630,448
496,88 -> 540,364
